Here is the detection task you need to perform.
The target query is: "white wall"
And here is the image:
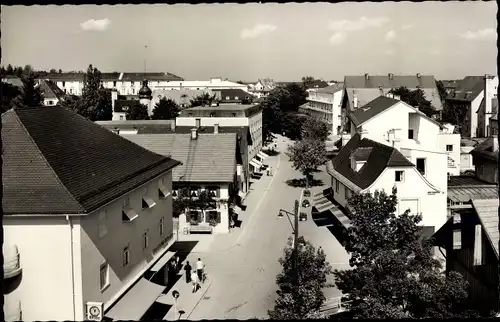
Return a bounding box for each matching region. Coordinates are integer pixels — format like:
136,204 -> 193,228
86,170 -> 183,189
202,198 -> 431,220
57,80 -> 83,96
480,75 -> 498,137
3,216 -> 79,321
176,117 -> 249,127
470,92 -> 484,138
303,90 -> 344,136
437,133 -> 461,176
248,112 -> 263,162
80,172 -> 174,312
112,112 -> 127,121
361,102 -> 414,144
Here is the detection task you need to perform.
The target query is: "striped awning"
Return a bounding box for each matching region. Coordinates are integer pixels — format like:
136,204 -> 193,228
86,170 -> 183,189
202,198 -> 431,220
258,151 -> 269,159
249,159 -> 261,169
329,207 -> 352,229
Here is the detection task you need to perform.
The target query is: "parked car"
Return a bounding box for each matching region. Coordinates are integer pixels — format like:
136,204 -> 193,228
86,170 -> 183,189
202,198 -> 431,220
303,189 -> 311,197
302,199 -> 310,208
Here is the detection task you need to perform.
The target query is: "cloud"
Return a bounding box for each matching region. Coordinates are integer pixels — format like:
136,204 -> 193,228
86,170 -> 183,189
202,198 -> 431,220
329,32 -> 347,45
80,18 -> 111,31
401,24 -> 413,30
328,16 -> 390,32
458,28 -> 496,40
385,30 -> 397,42
240,24 -> 277,39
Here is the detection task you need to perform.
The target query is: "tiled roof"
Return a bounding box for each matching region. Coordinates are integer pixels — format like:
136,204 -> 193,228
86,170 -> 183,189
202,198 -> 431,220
39,80 -> 66,100
448,187 -> 497,203
446,76 -> 484,102
326,133 -> 414,189
448,175 -> 497,187
213,89 -> 256,103
470,137 -> 498,162
315,84 -> 344,94
43,73 -> 86,81
2,106 -> 180,215
349,96 -> 399,126
121,73 -> 184,81
305,80 -> 329,89
344,74 -> 442,111
441,80 -> 460,88
122,133 -> 237,183
472,199 -> 500,258
43,72 -> 184,82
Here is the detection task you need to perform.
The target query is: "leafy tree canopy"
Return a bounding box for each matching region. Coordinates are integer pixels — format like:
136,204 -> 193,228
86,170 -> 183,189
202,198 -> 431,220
302,76 -> 316,88
126,101 -> 150,120
281,113 -> 304,141
11,73 -> 44,109
302,116 -> 330,141
269,236 -> 333,320
152,97 -> 180,120
1,82 -> 21,113
286,138 -> 328,178
389,86 -> 436,118
190,93 -> 217,107
334,188 -> 480,319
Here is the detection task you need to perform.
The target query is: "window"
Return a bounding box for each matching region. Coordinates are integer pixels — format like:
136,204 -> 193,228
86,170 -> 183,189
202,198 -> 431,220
446,144 -> 453,152
207,186 -> 219,198
70,88 -> 73,94
143,231 -> 149,249
123,246 -> 130,267
100,263 -> 109,291
98,211 -> 108,238
408,129 -> 414,139
123,196 -> 130,207
119,115 -> 124,120
345,186 -> 350,199
142,188 -> 156,209
206,210 -> 221,223
132,88 -> 135,94
234,96 -> 239,100
62,81 -> 66,87
232,113 -> 237,117
416,158 -> 426,175
113,81 -> 117,87
453,229 -> 461,250
158,180 -> 170,199
160,217 -> 165,236
335,179 -> 340,192
210,112 -> 216,117
395,171 -> 404,182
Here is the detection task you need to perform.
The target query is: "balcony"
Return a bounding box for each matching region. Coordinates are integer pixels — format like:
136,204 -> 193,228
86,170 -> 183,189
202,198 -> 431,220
4,244 -> 22,279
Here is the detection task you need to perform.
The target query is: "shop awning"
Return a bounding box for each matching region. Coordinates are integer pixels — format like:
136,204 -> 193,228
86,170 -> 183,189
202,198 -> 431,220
329,207 -> 352,229
149,251 -> 176,273
252,158 -> 263,167
258,151 -> 269,159
249,159 -> 261,169
105,278 -> 165,321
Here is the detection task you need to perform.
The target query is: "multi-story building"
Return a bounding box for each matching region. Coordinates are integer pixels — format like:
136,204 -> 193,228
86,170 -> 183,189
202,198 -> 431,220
491,112 -> 498,137
156,78 -> 249,92
42,72 -> 184,96
151,89 -> 214,109
440,80 -> 460,95
2,106 -> 180,321
298,84 -> 344,137
343,73 -> 443,130
248,78 -> 276,98
470,137 -> 498,184
176,104 -> 264,176
122,130 -> 239,235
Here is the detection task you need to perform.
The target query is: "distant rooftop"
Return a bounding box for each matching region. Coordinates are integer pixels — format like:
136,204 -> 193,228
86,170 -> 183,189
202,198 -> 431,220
181,104 -> 260,112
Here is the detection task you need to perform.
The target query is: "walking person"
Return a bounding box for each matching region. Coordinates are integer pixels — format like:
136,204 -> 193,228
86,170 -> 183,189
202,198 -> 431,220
175,255 -> 180,273
191,271 -> 199,293
184,261 -> 192,283
196,258 -> 205,283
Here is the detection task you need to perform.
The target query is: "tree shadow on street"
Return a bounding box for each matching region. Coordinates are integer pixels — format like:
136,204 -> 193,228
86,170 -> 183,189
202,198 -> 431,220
285,178 -> 323,188
263,149 -> 280,157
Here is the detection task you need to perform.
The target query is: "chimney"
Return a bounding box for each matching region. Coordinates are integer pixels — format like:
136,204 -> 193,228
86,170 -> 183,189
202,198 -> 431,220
170,119 -> 176,132
191,128 -> 198,140
214,123 -> 219,134
364,73 -> 369,80
394,94 -> 400,100
341,133 -> 351,146
388,73 -> 394,80
195,118 -> 201,128
353,94 -> 358,109
416,73 -> 421,78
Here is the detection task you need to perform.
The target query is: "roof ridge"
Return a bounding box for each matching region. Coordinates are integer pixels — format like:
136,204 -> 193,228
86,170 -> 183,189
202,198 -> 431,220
12,109 -> 85,212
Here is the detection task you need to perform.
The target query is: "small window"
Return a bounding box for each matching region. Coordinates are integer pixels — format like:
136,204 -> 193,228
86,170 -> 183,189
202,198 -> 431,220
416,158 -> 426,175
123,246 -> 130,267
123,197 -> 130,207
235,96 -> 239,100
207,186 -> 219,198
119,115 -> 124,120
453,229 -> 461,250
100,263 -> 109,291
132,88 -> 135,94
408,129 -> 414,139
98,211 -> 108,238
143,231 -> 149,249
395,171 -> 404,182
160,217 -> 165,236
142,195 -> 156,209
335,179 -> 340,192
113,81 -> 117,87
225,96 -> 230,100
446,145 -> 453,152
210,112 -> 216,117
70,88 -> 73,94
232,113 -> 237,117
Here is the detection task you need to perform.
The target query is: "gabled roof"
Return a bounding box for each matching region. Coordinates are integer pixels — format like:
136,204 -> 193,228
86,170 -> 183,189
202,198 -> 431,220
471,199 -> 500,258
305,80 -> 329,89
2,106 -> 180,215
326,133 -> 414,190
348,96 -> 399,126
213,89 -> 255,102
470,137 -> 498,162
446,76 -> 484,102
122,133 -> 237,183
39,79 -> 66,100
315,84 -> 344,94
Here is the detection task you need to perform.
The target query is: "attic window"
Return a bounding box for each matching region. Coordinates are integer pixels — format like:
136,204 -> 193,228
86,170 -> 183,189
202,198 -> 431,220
142,197 -> 156,209
210,112 -> 216,117
122,206 -> 138,222
158,182 -> 170,199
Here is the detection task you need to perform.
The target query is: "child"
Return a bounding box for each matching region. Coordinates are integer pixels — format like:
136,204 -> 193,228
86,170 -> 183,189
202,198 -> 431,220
191,271 -> 198,293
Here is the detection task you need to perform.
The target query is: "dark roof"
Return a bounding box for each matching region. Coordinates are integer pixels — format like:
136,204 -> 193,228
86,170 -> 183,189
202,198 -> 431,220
122,133 -> 237,182
43,72 -> 184,82
470,137 -> 498,162
305,80 -> 329,89
213,89 -> 255,102
445,76 -> 484,102
39,80 -> 66,100
448,175 -> 497,188
327,133 -> 414,189
349,95 -> 399,126
315,84 -> 344,94
121,73 -> 184,81
441,80 -> 460,88
345,74 -> 437,89
2,106 -> 180,215
114,100 -> 135,112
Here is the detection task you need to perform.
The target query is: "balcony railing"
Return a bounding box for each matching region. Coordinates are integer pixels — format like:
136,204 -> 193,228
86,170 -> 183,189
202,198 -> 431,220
4,245 -> 22,279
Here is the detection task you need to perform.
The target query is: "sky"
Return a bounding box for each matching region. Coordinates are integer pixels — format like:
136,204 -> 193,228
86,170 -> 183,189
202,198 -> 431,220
1,3 -> 497,82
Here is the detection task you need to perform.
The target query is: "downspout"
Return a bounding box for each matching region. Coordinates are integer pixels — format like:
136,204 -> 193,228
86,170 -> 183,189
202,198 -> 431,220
66,215 -> 77,321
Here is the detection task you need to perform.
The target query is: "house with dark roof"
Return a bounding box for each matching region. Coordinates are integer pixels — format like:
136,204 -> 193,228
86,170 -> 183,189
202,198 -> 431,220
477,75 -> 498,137
152,89 -> 213,109
446,175 -> 497,219
470,137 -> 498,184
39,79 -> 67,106
324,132 -> 447,234
343,73 -> 443,130
432,198 -> 499,314
212,88 -> 256,104
305,79 -> 329,91
2,106 -> 180,321
122,131 -> 239,234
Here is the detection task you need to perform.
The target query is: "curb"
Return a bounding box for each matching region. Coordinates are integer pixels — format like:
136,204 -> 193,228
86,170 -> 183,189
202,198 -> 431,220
185,280 -> 212,320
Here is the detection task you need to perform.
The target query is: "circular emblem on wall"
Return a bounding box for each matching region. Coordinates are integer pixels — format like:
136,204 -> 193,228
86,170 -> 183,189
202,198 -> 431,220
89,306 -> 100,317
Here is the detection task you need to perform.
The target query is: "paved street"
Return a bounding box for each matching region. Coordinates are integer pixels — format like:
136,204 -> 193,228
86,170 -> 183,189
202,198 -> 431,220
185,136 -> 351,320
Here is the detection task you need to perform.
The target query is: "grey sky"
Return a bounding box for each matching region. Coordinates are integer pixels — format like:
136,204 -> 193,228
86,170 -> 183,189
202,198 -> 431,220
1,3 -> 497,81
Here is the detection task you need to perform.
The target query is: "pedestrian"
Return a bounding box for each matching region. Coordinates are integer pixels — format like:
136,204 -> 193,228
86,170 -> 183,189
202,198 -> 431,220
184,261 -> 192,283
191,271 -> 199,293
266,168 -> 270,176
171,258 -> 177,273
175,255 -> 180,273
196,258 -> 205,283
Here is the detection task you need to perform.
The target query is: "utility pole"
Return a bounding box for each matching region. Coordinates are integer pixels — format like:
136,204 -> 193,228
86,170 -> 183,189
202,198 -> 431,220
293,199 -> 299,289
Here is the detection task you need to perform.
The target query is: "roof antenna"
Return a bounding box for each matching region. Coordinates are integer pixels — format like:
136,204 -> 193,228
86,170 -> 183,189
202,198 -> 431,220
143,45 -> 148,80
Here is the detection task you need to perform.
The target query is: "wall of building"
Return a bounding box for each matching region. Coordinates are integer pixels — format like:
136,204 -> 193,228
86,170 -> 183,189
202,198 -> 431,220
44,98 -> 59,106
112,112 -> 127,121
460,151 -> 475,173
248,112 -> 263,163
302,90 -> 344,136
437,133 -> 461,176
470,93 -> 484,138
175,116 -> 249,127
361,102 -> 414,144
79,171 -> 174,313
476,160 -> 498,184
3,216 -> 79,321
483,75 -> 499,137
57,80 -> 83,96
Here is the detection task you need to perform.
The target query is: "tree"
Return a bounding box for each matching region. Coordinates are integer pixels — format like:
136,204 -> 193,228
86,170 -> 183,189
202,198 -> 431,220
173,188 -> 193,218
152,97 -> 180,120
58,69 -> 63,74
14,66 -> 23,77
389,86 -> 436,118
334,188 -> 480,319
190,93 -> 217,107
435,80 -> 448,103
6,64 -> 14,75
269,236 -> 333,319
281,113 -> 304,141
302,76 -> 315,88
126,101 -> 150,120
49,68 -> 57,74
286,139 -> 328,187
11,73 -> 44,108
1,83 -> 21,113
283,83 -> 308,113
23,65 -> 34,76
302,116 -> 330,141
